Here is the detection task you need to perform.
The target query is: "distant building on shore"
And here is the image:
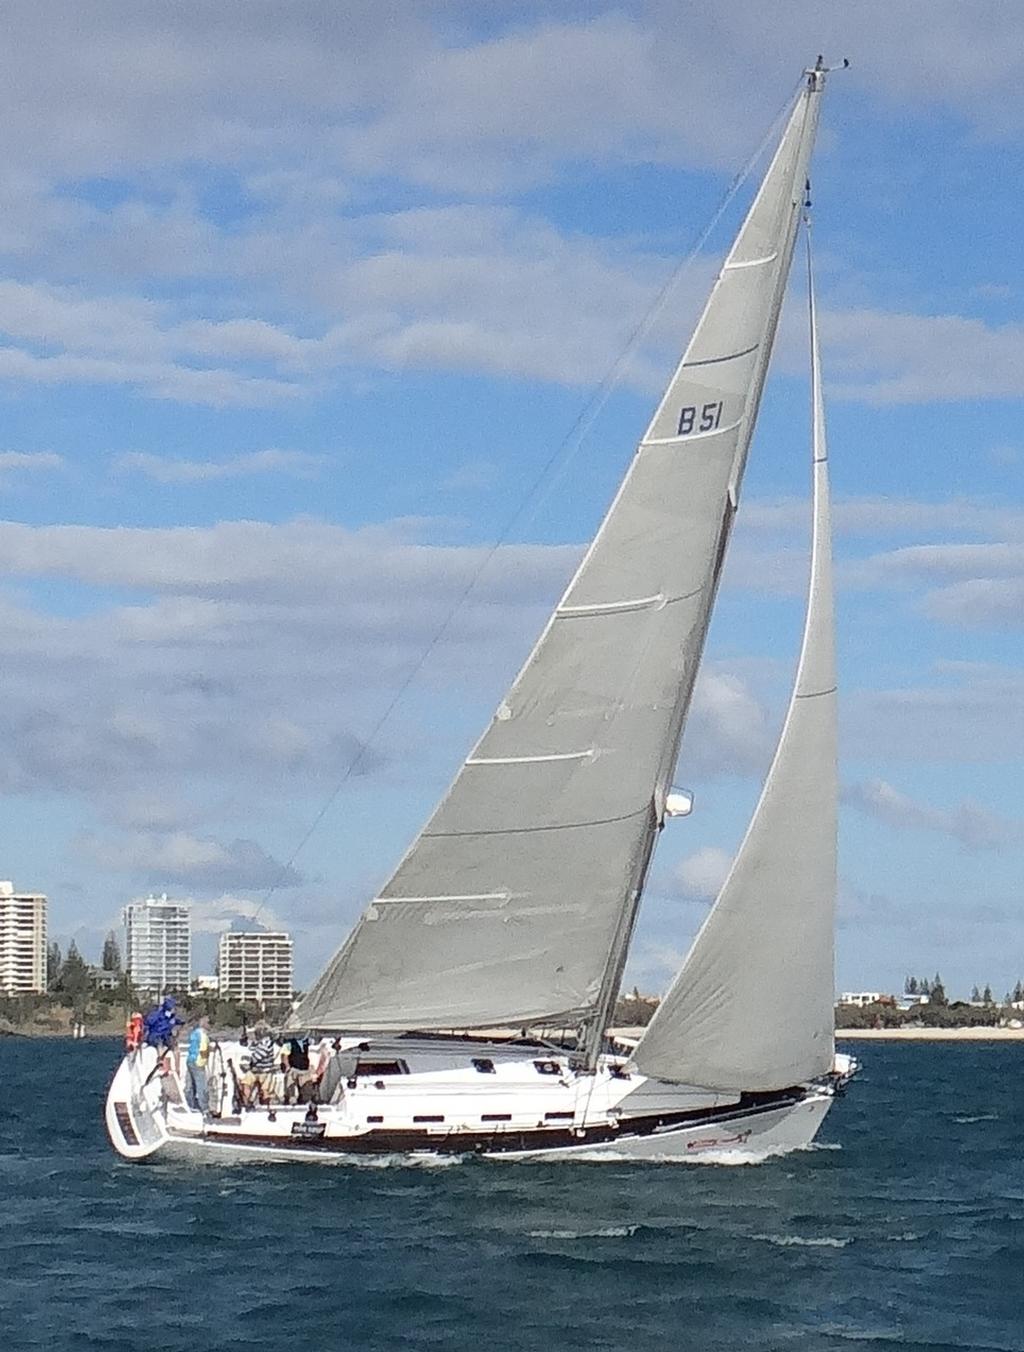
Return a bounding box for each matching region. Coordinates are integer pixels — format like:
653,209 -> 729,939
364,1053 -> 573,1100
0,881 -> 47,995
218,931 -> 293,1004
838,991 -> 896,1008
123,894 -> 191,995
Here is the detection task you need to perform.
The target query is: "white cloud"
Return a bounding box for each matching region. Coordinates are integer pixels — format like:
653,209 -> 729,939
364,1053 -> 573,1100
0,342 -> 303,407
0,518 -> 576,817
672,846 -> 732,899
845,542 -> 1024,631
844,778 -> 1024,851
187,893 -> 286,937
847,664 -> 1024,764
0,450 -> 64,486
7,8 -> 1024,408
683,668 -> 775,777
3,2 -> 1023,190
924,578 -> 1024,629
114,449 -> 323,484
746,495 -> 1024,542
77,831 -> 303,891
822,308 -> 1024,405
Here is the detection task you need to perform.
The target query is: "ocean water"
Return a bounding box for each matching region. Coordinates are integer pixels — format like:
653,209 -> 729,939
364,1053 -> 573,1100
1,1039 -> 1021,1352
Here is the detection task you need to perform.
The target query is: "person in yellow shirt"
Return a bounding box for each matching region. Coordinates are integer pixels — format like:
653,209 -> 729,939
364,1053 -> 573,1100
185,1015 -> 211,1114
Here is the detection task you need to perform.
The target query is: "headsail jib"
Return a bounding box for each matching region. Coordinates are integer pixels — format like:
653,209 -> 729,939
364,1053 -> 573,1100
633,213 -> 838,1093
297,71 -> 832,1038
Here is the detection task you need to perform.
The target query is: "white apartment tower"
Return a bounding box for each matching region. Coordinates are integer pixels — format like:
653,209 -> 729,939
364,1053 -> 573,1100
0,881 -> 47,995
123,895 -> 191,994
218,931 -> 293,1004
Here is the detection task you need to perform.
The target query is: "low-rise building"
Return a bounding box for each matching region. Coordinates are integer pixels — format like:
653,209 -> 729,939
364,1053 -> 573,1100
88,966 -> 121,992
0,881 -> 47,995
218,931 -> 293,1004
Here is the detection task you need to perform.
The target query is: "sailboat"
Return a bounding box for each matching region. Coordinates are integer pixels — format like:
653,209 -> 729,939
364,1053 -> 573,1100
106,60 -> 856,1164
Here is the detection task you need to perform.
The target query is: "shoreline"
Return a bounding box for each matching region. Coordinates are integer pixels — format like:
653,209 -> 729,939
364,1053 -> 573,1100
836,1026 -> 1024,1041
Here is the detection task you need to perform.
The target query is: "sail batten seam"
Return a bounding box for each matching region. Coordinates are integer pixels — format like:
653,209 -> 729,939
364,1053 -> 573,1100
724,250 -> 779,270
373,892 -> 512,906
467,750 -> 594,765
683,342 -> 760,368
558,593 -> 663,617
558,587 -> 702,619
422,804 -> 652,838
795,685 -> 837,700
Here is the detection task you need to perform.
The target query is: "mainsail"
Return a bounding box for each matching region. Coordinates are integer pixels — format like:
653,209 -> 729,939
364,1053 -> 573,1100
634,225 -> 837,1091
298,70 -> 829,1035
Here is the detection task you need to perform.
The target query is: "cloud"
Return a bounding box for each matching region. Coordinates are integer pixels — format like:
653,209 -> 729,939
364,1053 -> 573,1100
187,893 -> 286,936
822,308 -> 1024,406
924,578 -> 1024,629
4,2 -> 1024,190
844,778 -> 1024,850
0,342 -> 303,408
114,448 -> 323,484
0,517 -> 576,819
0,450 -> 64,486
672,846 -> 733,900
78,831 -> 304,891
745,495 -> 1024,542
440,460 -> 500,493
847,664 -> 1024,765
682,668 -> 775,777
845,542 -> 1024,631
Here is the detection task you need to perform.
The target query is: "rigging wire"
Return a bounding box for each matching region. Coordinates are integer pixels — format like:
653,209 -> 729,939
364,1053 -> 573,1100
246,79 -> 805,932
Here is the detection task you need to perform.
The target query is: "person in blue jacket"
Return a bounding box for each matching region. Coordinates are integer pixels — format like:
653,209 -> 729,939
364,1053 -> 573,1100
143,996 -> 184,1051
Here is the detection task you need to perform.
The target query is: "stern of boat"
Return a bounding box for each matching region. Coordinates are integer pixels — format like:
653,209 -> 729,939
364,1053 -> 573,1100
104,1046 -> 171,1160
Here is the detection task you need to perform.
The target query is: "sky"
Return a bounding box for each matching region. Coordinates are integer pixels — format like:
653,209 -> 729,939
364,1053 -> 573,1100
2,1 -> 1023,1002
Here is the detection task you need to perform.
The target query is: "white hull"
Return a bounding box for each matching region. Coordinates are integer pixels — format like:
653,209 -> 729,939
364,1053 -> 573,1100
501,1092 -> 833,1163
106,1038 -> 846,1166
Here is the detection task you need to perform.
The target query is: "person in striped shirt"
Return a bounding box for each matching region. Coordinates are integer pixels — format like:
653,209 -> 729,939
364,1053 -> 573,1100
247,1026 -> 280,1104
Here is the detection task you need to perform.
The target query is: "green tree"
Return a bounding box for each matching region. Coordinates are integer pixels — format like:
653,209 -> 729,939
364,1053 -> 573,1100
970,985 -> 981,1003
1013,981 -> 1023,1004
930,973 -> 947,1007
982,984 -> 993,1005
101,931 -> 122,973
46,941 -> 62,992
905,975 -> 918,994
57,941 -> 92,1003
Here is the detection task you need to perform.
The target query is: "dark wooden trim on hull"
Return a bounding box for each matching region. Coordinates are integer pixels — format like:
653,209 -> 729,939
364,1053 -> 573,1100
173,1086 -> 808,1158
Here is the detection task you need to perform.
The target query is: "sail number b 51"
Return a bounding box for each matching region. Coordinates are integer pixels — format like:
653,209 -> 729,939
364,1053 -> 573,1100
678,401 -> 724,436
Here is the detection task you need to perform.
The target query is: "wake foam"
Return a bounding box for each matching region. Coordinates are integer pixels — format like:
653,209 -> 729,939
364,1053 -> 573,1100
754,1233 -> 851,1249
528,1225 -> 638,1239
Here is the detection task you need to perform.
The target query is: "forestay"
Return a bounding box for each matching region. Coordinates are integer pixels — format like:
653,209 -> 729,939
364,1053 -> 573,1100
298,76 -> 826,1034
634,226 -> 837,1091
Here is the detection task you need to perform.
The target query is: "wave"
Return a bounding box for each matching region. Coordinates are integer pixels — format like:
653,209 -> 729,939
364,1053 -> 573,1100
754,1233 -> 851,1249
528,1225 -> 638,1239
954,1113 -> 999,1124
502,1145 -> 785,1166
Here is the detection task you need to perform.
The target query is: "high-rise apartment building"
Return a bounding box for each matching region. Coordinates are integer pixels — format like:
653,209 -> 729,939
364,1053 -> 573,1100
0,881 -> 47,995
218,931 -> 293,1004
123,895 -> 191,994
